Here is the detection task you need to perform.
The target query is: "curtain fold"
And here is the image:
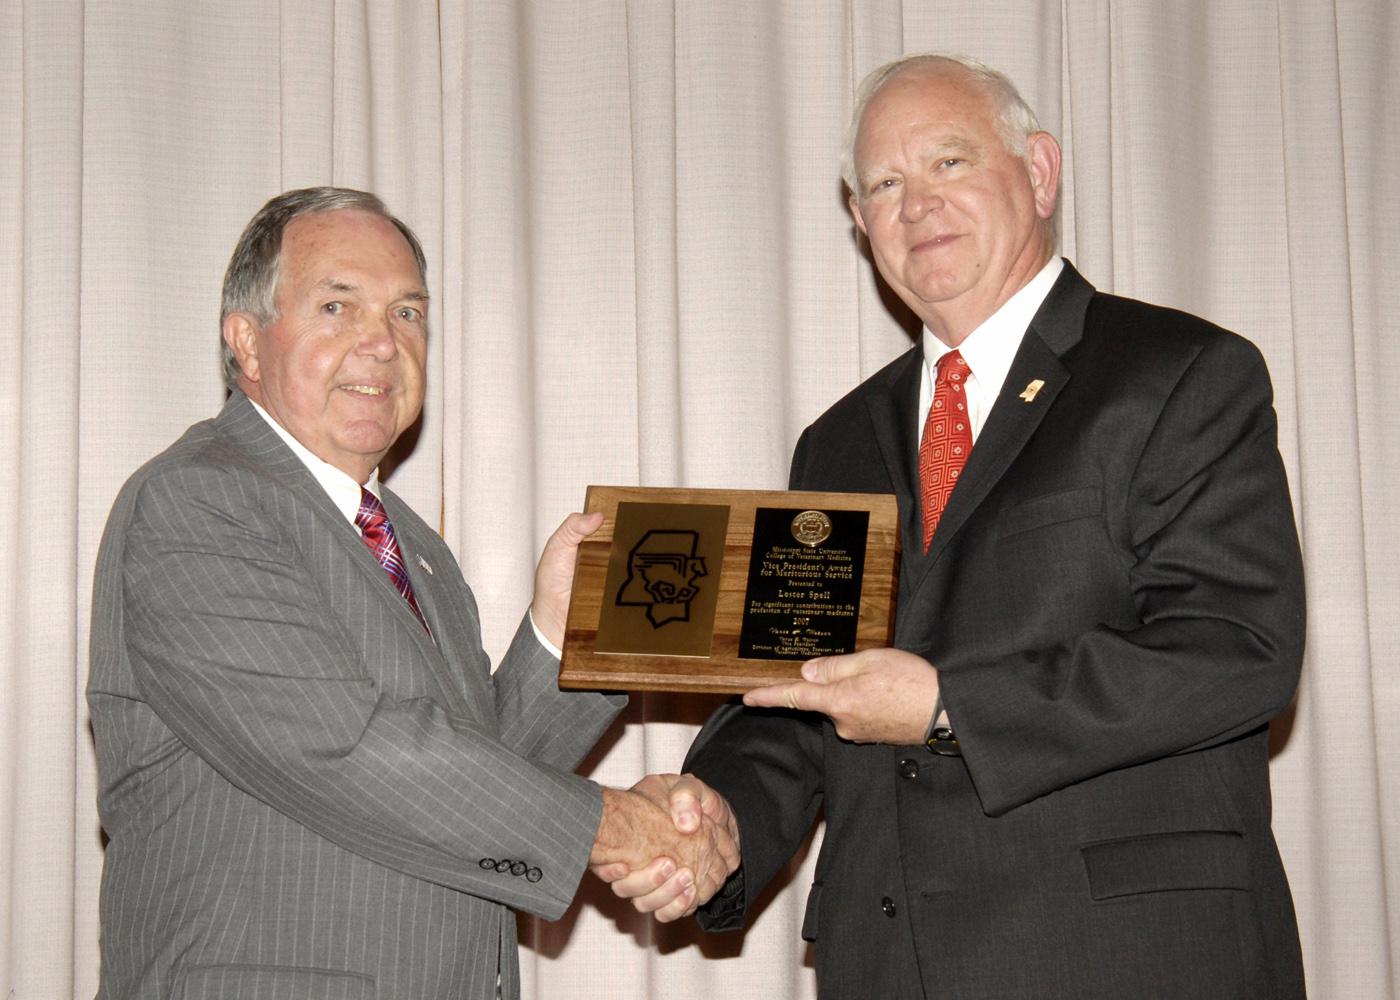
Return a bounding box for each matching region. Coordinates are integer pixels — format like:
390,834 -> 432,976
2,1 -> 1394,997
3,2 -> 85,997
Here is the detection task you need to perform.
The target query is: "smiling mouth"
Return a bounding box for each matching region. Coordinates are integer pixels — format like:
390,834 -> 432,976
913,235 -> 960,252
341,384 -> 388,396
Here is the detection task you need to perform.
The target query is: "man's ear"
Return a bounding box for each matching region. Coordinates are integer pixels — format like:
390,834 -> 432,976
1025,131 -> 1062,221
848,193 -> 869,236
222,313 -> 261,383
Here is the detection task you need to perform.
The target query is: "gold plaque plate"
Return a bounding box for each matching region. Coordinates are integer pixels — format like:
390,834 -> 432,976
559,486 -> 899,693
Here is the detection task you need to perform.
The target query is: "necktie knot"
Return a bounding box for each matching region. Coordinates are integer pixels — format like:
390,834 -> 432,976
355,489 -> 389,532
356,488 -> 429,634
936,349 -> 969,383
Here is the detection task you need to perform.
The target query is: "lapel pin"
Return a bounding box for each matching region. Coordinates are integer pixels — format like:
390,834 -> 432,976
417,555 -> 434,575
1019,379 -> 1046,403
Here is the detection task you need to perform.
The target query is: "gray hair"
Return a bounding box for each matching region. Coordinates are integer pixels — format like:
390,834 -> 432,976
840,53 -> 1043,195
219,187 -> 427,390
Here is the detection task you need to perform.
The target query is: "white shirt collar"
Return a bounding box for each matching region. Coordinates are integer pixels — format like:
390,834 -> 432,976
247,399 -> 380,524
921,256 -> 1064,401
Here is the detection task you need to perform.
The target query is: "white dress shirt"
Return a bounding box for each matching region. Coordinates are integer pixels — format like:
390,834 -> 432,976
918,257 -> 1063,445
249,399 -> 383,520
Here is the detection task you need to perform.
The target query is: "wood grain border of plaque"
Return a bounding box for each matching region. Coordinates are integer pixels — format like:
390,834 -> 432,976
559,486 -> 900,693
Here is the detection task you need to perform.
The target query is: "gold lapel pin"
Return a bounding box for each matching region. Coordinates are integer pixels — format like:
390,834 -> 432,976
1019,379 -> 1046,403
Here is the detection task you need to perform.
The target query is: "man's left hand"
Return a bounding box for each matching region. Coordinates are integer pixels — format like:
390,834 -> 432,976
530,511 -> 604,649
744,647 -> 940,744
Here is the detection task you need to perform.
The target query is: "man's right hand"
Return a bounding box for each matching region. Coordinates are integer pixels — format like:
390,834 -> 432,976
590,773 -> 740,922
529,511 -> 604,649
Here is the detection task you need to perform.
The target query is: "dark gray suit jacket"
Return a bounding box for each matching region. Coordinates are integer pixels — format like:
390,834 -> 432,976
88,392 -> 625,1000
688,263 -> 1306,999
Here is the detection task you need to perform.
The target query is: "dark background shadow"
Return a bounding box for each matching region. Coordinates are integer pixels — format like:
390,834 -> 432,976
378,414 -> 422,483
1268,700 -> 1297,758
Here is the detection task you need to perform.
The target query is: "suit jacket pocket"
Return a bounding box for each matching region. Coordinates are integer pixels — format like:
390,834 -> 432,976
801,880 -> 822,942
1081,829 -> 1249,900
999,486 -> 1103,538
173,963 -> 375,1000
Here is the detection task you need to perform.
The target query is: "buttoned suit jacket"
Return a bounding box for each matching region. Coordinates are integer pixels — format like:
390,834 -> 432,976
687,263 -> 1307,999
88,391 -> 626,1000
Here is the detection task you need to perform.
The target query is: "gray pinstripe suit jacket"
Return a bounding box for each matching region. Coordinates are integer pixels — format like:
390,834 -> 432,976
88,392 -> 626,1000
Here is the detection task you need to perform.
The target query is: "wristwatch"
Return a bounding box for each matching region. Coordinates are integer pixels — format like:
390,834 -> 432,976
923,694 -> 960,757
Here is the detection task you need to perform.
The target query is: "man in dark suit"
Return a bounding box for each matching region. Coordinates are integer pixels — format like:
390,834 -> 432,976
88,187 -> 736,1000
611,54 -> 1307,998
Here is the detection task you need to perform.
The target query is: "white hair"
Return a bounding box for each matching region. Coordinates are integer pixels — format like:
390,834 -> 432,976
840,53 -> 1043,195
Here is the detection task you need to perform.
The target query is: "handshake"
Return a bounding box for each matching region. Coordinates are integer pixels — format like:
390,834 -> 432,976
579,648 -> 945,922
588,773 -> 740,923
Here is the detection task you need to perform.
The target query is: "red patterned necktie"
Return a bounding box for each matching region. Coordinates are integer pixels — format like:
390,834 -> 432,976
355,488 -> 430,633
918,350 -> 973,552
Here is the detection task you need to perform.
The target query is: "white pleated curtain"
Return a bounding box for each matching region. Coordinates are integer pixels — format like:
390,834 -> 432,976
2,1 -> 1394,997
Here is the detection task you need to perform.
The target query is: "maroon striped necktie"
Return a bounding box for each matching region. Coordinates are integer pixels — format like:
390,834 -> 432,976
355,488 -> 430,634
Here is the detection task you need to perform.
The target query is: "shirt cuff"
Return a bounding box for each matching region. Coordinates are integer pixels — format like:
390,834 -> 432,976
528,609 -> 563,660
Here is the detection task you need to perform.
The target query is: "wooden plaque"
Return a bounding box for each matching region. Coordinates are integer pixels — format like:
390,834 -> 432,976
559,486 -> 899,693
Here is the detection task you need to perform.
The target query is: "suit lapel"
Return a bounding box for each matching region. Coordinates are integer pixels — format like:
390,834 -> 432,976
214,393 -> 483,724
863,348 -> 924,549
919,336 -> 1068,567
910,263 -> 1095,582
379,491 -> 497,727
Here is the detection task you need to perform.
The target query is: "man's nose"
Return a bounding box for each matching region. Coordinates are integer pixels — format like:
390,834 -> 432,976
357,313 -> 399,359
901,182 -> 943,222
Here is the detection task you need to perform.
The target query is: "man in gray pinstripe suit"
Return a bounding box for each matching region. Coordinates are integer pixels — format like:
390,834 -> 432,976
88,187 -> 738,1000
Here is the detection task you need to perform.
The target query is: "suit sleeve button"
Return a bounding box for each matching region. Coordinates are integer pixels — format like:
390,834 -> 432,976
510,861 -> 528,877
898,758 -> 920,779
479,858 -> 496,870
495,859 -> 512,873
881,897 -> 896,917
526,867 -> 543,883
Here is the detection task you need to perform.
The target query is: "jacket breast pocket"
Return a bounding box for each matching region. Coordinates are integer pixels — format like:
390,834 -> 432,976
998,486 -> 1103,538
993,486 -> 1128,628
173,964 -> 375,1000
1081,829 -> 1250,901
